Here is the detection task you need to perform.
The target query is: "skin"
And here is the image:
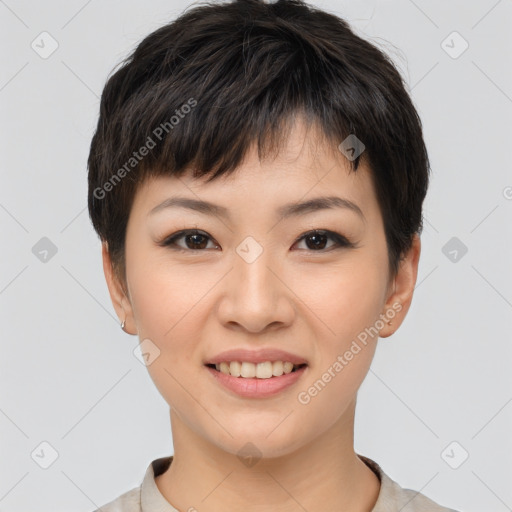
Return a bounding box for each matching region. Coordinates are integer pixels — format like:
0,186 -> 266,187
103,119 -> 421,512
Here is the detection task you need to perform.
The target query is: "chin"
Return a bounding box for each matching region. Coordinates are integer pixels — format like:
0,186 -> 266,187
203,421 -> 309,461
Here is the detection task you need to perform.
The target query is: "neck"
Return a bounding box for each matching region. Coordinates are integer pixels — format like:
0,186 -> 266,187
155,401 -> 380,512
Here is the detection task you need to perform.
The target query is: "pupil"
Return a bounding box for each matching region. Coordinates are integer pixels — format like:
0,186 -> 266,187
307,233 -> 327,250
187,234 -> 207,249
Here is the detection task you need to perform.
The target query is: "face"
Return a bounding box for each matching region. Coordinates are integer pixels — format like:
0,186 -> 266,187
103,120 -> 419,459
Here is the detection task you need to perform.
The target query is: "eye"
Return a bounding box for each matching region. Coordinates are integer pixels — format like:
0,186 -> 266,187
292,229 -> 353,251
160,228 -> 353,252
160,229 -> 219,251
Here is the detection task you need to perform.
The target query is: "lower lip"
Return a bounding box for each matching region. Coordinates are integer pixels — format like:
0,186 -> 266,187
205,365 -> 307,398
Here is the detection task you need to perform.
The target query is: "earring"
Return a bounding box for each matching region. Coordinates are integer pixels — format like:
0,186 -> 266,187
120,319 -> 125,330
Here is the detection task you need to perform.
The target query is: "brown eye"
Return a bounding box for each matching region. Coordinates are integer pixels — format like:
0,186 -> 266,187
293,230 -> 352,251
161,230 -> 218,251
160,228 -> 353,253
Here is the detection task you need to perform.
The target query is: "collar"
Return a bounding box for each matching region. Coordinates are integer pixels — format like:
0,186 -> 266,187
140,453 -> 403,512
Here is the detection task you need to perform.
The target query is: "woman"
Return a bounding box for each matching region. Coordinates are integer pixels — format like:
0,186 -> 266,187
88,0 -> 460,510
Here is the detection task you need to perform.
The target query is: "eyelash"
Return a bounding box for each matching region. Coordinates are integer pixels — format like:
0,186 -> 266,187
159,229 -> 355,253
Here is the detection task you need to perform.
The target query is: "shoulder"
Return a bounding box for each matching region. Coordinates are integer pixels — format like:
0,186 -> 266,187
91,486 -> 141,512
382,481 -> 460,512
89,456 -> 172,512
358,454 -> 461,512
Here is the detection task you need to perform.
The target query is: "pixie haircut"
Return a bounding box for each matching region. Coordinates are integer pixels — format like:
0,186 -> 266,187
88,0 -> 430,285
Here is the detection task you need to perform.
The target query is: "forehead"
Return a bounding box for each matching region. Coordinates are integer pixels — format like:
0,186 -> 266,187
132,119 -> 380,225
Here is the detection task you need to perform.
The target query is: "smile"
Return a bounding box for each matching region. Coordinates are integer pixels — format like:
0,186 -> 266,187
205,363 -> 308,398
207,361 -> 307,379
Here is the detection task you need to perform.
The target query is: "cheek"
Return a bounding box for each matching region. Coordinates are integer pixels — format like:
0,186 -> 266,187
286,249 -> 387,395
126,257 -> 218,407
128,256 -> 212,340
291,256 -> 387,345
290,264 -> 384,430
333,270 -> 385,341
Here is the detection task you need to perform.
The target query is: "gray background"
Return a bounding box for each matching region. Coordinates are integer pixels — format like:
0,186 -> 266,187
1,0 -> 511,511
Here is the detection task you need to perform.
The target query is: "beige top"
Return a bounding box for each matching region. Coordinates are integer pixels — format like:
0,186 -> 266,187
94,454 -> 460,512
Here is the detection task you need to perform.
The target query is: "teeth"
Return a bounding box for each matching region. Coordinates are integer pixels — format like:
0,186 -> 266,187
273,361 -> 284,377
229,361 -> 241,377
241,362 -> 257,378
213,361 -> 301,378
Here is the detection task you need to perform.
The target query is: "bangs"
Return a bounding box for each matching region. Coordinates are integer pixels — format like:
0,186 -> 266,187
98,16 -> 371,189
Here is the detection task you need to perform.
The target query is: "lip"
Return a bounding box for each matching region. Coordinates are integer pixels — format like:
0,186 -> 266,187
205,364 -> 308,398
204,348 -> 308,365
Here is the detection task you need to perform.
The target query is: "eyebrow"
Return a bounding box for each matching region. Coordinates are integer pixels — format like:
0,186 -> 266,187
149,195 -> 365,221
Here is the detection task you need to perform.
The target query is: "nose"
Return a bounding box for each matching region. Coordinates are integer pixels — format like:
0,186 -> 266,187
216,244 -> 295,334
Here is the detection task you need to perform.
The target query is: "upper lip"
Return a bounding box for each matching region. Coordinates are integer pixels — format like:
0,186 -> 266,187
204,348 -> 308,365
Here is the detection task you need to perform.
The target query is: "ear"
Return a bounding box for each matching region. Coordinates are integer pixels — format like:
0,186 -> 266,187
102,241 -> 137,335
379,234 -> 421,338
